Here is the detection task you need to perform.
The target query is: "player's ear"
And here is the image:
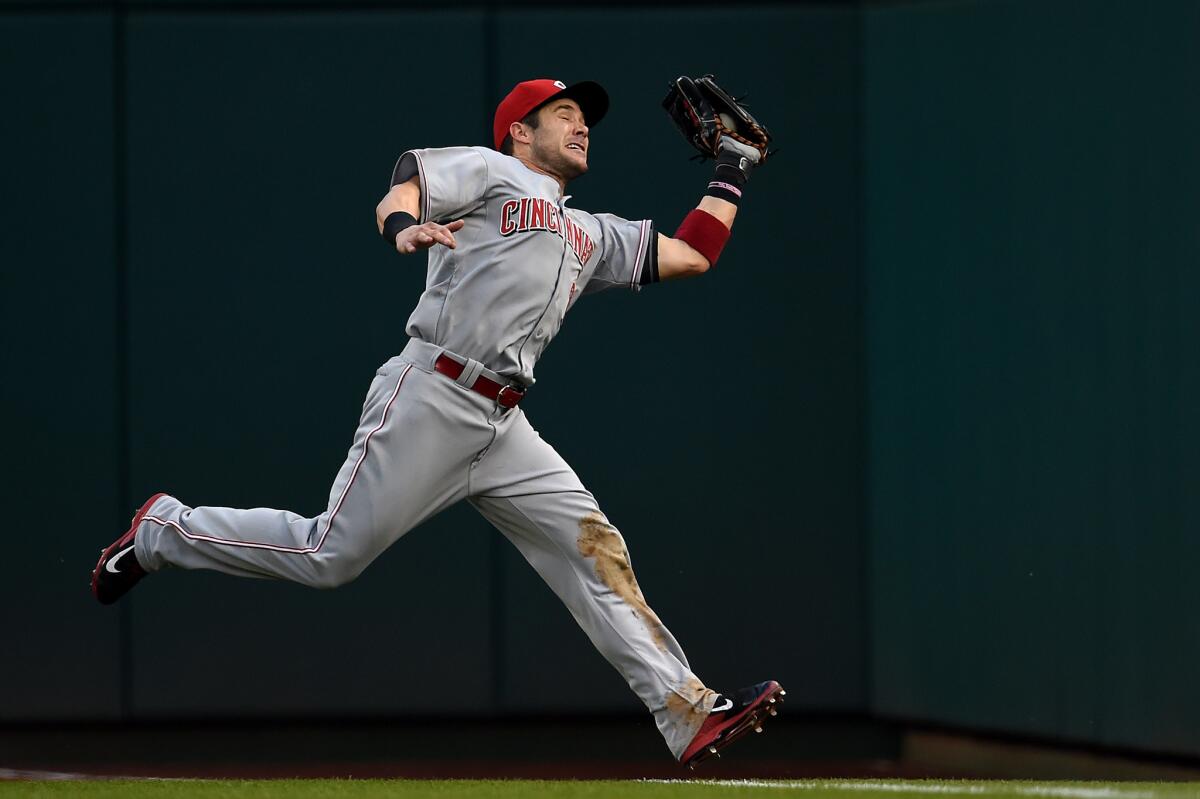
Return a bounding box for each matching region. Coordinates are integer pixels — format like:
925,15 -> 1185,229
510,120 -> 533,147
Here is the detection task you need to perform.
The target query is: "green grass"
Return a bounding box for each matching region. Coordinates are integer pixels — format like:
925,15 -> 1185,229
2,780 -> 1199,799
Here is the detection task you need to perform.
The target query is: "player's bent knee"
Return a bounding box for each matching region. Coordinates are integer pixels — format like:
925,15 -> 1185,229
307,567 -> 359,590
304,552 -> 368,590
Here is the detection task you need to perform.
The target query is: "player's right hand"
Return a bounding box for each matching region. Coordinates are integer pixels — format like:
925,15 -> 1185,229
395,219 -> 466,254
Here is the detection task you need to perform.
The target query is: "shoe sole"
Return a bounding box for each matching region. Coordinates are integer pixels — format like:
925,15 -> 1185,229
685,681 -> 786,769
91,492 -> 166,604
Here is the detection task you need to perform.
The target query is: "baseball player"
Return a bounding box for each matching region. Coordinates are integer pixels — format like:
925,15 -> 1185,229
92,77 -> 782,767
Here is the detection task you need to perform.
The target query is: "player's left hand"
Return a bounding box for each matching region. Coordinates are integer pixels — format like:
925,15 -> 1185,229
397,219 -> 466,254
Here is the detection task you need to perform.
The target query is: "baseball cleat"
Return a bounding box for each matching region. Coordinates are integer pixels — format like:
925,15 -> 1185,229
91,493 -> 166,605
680,680 -> 785,769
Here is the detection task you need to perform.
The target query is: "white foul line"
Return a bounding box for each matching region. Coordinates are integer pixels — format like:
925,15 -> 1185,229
638,779 -> 1156,799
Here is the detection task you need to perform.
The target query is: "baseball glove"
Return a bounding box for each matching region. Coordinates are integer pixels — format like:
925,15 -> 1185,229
662,75 -> 772,163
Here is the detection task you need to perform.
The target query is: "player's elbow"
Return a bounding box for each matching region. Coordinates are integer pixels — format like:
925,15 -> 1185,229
659,236 -> 711,279
375,197 -> 390,234
376,178 -> 421,234
678,239 -> 711,275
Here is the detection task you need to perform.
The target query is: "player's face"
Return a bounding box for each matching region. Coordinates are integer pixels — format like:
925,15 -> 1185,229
529,99 -> 589,181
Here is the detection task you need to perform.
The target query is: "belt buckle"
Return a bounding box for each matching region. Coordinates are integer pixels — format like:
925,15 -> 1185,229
496,385 -> 523,408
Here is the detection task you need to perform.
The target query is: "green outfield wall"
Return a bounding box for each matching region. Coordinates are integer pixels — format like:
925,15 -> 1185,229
2,0 -> 1196,760
863,0 -> 1200,757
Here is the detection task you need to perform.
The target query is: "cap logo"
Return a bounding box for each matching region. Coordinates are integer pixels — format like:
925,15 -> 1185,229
553,80 -> 566,89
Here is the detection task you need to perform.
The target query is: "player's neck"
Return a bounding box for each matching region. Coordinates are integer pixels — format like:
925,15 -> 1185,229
516,156 -> 568,195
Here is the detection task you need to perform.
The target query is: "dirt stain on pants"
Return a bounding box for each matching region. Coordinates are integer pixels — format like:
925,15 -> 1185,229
664,676 -> 719,751
577,512 -> 669,653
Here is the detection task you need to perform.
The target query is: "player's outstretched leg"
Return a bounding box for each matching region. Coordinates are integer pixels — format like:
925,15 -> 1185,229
90,356 -> 490,602
469,409 -> 783,763
473,490 -> 714,759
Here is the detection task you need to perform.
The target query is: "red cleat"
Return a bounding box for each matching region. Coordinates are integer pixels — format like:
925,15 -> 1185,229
680,680 -> 785,769
91,493 -> 166,605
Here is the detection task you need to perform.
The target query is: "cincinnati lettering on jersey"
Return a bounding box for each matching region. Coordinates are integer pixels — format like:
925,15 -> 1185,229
499,197 -> 596,265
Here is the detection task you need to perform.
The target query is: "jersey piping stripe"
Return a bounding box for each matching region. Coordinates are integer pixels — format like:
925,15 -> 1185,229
140,364 -> 414,555
630,219 -> 651,289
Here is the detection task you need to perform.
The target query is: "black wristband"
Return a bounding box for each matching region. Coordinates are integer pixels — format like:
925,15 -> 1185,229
382,211 -> 418,246
705,178 -> 744,206
706,150 -> 750,206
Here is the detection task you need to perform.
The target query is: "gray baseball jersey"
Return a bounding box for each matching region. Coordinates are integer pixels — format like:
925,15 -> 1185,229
130,145 -> 716,761
392,146 -> 656,385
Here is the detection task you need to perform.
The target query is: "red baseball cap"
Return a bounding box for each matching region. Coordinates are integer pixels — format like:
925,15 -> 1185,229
493,78 -> 609,150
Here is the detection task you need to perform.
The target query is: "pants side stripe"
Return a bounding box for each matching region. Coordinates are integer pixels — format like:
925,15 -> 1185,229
142,364 -> 413,554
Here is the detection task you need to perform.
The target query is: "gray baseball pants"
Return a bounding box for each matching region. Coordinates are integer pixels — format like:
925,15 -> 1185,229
134,338 -> 717,758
